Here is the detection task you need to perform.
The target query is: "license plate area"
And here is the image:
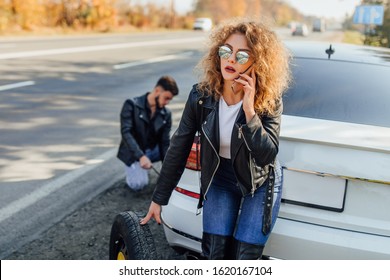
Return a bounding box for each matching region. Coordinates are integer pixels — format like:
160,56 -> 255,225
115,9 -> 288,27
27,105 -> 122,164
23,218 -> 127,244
281,168 -> 347,212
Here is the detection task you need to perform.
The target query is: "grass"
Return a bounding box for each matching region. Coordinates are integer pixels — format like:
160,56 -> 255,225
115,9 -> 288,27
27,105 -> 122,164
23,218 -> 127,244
343,30 -> 364,45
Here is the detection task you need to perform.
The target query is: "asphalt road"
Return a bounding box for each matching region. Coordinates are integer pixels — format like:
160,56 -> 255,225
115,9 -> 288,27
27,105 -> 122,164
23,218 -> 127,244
0,27 -> 344,259
0,30 -> 204,258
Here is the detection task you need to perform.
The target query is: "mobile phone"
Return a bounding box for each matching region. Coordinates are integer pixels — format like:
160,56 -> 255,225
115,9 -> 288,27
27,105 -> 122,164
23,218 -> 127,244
231,63 -> 254,93
235,63 -> 253,79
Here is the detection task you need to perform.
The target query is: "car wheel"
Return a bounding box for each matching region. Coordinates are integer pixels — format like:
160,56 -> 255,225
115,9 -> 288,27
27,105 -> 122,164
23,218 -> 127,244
109,211 -> 158,260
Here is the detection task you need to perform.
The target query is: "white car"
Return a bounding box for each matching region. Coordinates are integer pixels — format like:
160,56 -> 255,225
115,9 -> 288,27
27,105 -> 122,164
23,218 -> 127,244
193,18 -> 212,31
292,23 -> 309,36
161,41 -> 390,259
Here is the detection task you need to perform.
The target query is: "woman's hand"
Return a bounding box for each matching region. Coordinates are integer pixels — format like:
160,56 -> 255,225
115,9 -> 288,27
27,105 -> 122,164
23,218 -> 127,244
140,201 -> 162,225
235,68 -> 257,122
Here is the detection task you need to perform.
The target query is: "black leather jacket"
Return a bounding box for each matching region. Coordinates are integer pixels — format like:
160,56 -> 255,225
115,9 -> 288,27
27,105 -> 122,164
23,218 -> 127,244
152,84 -> 282,207
117,93 -> 172,166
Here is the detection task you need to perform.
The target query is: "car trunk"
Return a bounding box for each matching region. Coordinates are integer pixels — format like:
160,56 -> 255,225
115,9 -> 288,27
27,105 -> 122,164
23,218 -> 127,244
279,115 -> 390,237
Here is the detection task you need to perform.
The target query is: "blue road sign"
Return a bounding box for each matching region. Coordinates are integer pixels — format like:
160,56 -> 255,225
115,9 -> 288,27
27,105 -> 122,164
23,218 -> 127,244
353,5 -> 384,25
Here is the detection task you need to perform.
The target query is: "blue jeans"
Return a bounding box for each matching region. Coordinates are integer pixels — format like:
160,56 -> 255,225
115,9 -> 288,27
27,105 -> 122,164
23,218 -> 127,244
145,145 -> 161,163
202,157 -> 283,245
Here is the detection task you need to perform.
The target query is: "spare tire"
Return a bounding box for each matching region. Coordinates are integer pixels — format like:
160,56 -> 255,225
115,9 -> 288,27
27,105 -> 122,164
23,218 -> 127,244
109,211 -> 158,260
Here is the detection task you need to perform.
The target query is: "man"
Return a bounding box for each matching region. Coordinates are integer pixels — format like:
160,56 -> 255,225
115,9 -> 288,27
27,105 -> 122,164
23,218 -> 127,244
117,76 -> 179,191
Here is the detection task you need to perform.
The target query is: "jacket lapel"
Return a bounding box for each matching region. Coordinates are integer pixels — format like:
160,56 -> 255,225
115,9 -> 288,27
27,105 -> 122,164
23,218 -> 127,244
201,96 -> 219,152
134,94 -> 149,124
154,109 -> 167,132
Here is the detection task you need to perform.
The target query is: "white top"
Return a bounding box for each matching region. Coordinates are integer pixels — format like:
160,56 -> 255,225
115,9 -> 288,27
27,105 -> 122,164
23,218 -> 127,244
219,96 -> 243,159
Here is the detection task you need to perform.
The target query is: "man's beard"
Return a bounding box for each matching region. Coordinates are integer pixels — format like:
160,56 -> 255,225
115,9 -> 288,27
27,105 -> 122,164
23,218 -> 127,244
155,96 -> 161,109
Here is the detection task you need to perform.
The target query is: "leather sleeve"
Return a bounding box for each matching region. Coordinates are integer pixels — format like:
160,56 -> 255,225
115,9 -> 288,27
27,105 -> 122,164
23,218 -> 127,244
120,99 -> 144,160
152,87 -> 199,205
241,100 -> 283,166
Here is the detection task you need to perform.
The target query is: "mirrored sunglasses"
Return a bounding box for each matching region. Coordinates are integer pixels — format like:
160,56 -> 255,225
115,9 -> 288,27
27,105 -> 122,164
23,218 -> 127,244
218,45 -> 250,65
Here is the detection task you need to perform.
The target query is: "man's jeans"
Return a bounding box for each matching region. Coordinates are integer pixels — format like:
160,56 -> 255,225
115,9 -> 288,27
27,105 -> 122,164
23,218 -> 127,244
202,157 -> 283,245
145,145 -> 161,163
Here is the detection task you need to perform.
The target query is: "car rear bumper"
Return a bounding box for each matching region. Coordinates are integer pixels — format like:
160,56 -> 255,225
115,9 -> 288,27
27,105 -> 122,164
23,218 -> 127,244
162,222 -> 202,254
161,175 -> 390,260
264,217 -> 390,259
161,190 -> 203,254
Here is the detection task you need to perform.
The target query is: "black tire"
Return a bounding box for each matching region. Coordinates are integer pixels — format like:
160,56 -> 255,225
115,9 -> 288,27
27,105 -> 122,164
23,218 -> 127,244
109,211 -> 158,260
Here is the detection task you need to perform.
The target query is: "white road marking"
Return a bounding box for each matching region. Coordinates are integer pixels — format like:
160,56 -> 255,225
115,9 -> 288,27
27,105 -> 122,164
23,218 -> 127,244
113,51 -> 193,69
0,81 -> 35,91
0,37 -> 203,60
0,148 -> 116,223
0,38 -> 198,222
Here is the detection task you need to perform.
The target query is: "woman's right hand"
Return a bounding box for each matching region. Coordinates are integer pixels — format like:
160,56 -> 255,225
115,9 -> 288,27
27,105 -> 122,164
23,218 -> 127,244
140,201 -> 162,225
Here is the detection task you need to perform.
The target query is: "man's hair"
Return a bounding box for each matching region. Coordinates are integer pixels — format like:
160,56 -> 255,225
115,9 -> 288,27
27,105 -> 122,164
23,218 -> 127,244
156,76 -> 179,96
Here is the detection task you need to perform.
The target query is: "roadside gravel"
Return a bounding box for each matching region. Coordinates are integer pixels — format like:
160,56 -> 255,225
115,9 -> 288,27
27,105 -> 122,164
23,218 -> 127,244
5,171 -> 185,260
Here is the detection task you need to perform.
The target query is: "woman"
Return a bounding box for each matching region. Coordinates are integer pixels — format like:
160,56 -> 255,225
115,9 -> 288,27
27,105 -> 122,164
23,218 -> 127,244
141,18 -> 291,260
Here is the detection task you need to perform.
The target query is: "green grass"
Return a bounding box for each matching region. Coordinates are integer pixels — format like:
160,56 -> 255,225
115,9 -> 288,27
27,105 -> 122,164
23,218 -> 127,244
343,30 -> 364,45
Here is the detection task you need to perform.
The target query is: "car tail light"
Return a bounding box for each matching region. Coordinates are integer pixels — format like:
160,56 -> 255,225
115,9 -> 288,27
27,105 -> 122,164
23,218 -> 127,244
185,136 -> 201,171
175,186 -> 200,199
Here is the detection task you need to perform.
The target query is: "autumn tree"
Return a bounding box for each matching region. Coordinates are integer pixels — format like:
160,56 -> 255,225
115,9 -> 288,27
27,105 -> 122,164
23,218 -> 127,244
0,0 -> 11,31
8,0 -> 45,30
0,0 -> 308,35
194,0 -> 248,23
86,0 -> 117,31
245,0 -> 261,18
193,0 -> 302,26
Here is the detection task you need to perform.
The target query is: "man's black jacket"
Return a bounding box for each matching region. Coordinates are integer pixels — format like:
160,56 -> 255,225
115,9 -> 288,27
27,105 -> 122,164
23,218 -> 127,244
117,93 -> 172,166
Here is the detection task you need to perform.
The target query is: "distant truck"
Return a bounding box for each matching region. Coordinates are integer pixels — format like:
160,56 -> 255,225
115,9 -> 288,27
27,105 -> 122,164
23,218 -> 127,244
312,18 -> 326,32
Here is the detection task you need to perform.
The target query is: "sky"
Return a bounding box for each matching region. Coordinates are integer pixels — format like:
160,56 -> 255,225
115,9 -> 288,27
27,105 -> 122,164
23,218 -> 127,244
142,0 -> 361,19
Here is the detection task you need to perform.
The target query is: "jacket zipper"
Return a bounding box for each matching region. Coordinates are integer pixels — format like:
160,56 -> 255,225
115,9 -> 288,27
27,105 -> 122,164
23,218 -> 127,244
201,120 -> 220,200
238,124 -> 256,196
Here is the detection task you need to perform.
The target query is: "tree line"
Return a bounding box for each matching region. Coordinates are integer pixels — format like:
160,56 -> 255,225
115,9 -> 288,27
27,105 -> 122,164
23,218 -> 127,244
193,0 -> 303,26
0,0 -> 175,32
0,0 -> 389,47
0,0 -> 303,33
